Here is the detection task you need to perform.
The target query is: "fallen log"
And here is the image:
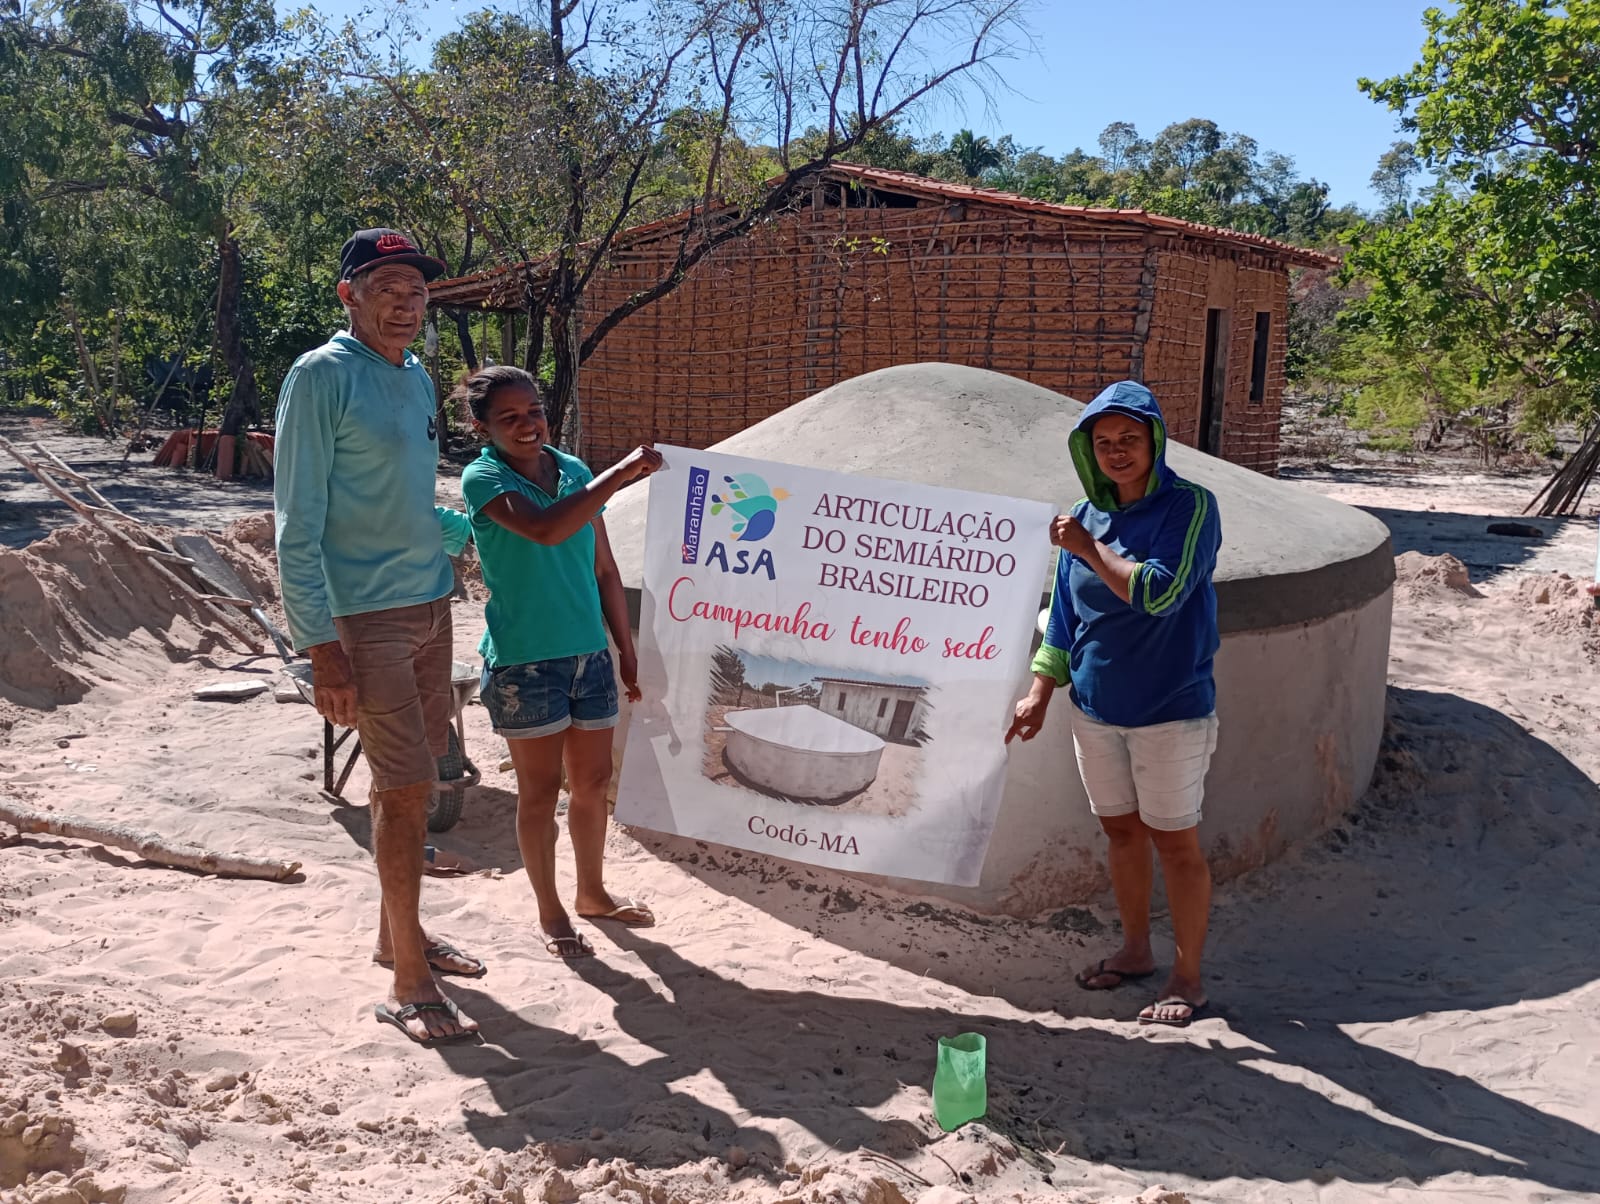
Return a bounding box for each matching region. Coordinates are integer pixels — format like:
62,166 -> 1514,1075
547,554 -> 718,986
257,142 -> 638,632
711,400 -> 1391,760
0,801 -> 302,881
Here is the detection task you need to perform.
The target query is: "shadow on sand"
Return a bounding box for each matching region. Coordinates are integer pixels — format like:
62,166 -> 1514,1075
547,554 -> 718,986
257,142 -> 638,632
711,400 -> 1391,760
420,685 -> 1599,1192
0,447 -> 273,549
1356,505 -> 1575,581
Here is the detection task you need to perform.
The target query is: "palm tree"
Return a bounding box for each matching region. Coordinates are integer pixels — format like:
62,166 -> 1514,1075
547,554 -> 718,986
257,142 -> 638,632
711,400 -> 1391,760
946,129 -> 1004,181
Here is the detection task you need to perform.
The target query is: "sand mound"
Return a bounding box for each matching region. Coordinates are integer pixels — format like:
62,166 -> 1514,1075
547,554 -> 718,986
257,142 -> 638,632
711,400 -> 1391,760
1513,570 -> 1600,650
220,511 -> 274,552
1515,569 -> 1589,613
0,518 -> 281,729
1393,551 -> 1481,599
210,514 -> 282,611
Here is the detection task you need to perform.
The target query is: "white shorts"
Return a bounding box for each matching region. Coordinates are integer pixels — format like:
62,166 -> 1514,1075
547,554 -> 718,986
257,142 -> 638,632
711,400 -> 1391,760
1069,704 -> 1219,832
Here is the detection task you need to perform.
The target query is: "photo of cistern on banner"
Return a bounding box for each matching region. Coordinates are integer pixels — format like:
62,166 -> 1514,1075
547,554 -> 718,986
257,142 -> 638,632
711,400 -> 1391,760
614,445 -> 1055,886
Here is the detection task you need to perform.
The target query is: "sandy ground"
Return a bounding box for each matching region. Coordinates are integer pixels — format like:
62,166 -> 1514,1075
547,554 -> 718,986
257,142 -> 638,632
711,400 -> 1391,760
0,417 -> 274,551
0,416 -> 467,551
1,440 -> 1599,1204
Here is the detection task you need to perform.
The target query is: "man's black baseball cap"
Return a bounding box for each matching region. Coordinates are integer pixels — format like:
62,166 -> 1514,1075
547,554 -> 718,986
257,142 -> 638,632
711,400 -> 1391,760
339,228 -> 447,282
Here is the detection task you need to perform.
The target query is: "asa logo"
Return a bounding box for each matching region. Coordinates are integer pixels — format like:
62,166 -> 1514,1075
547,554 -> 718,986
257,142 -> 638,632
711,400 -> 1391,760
682,468 -> 786,580
710,473 -> 788,541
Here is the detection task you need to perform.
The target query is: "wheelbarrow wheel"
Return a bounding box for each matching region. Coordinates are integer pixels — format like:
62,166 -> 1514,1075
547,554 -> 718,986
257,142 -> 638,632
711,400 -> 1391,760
428,725 -> 477,833
428,784 -> 464,833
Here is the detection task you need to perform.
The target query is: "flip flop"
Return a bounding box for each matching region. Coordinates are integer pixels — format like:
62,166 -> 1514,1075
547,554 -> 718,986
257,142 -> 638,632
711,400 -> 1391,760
577,897 -> 655,928
373,998 -> 478,1046
374,939 -> 487,979
1138,996 -> 1209,1028
544,933 -> 595,960
1074,959 -> 1155,991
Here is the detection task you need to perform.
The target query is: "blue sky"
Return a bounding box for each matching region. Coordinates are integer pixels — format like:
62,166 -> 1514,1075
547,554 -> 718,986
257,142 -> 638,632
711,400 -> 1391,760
307,0 -> 1434,209
971,0 -> 1434,209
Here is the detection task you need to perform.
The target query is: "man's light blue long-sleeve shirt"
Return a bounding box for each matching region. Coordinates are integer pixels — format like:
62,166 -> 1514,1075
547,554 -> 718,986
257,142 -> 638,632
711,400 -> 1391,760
273,331 -> 457,651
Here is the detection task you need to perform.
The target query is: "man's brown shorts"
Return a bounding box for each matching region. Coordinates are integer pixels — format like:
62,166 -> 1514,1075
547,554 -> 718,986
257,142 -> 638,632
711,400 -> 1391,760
333,599 -> 453,793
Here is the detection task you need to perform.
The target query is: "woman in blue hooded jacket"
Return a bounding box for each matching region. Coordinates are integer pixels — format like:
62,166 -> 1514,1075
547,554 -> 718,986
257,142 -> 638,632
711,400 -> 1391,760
1006,380 -> 1222,1027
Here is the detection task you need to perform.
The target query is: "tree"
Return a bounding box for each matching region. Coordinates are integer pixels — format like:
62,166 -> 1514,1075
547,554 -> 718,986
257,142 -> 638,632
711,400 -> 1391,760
787,118 -> 943,175
1147,118 -> 1223,190
1253,151 -> 1298,204
4,2 -> 1379,451
1369,139 -> 1420,216
344,0 -> 1027,449
945,128 -> 1004,180
1325,322 -> 1558,463
4,0 -> 283,444
1350,0 -> 1600,422
709,645 -> 746,704
1193,134 -> 1256,207
1054,147 -> 1120,204
18,0 -> 284,438
1285,269 -> 1349,387
1096,121 -> 1144,173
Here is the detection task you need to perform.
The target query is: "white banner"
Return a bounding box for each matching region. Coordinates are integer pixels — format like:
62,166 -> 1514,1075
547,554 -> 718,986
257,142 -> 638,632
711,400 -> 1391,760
614,446 -> 1054,885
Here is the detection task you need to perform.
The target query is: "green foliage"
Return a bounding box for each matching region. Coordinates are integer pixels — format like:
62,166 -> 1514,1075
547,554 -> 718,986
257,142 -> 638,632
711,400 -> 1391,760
798,114 -> 1358,251
2,0 -> 282,430
1332,328 -> 1461,441
946,130 -> 1005,180
1370,140 -> 1420,216
1306,302 -> 1583,462
1285,271 -> 1350,386
1347,0 -> 1600,430
4,0 -> 1392,454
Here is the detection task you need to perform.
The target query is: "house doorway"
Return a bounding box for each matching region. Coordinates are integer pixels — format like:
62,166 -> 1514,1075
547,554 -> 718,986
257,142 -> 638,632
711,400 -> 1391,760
888,699 -> 916,741
1199,307 -> 1229,455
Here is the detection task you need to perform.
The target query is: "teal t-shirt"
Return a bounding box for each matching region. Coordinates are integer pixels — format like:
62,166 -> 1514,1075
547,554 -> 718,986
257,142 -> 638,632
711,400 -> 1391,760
272,331 -> 453,650
461,445 -> 608,667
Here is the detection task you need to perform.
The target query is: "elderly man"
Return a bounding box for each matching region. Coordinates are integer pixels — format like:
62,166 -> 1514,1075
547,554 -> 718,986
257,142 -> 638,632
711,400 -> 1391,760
274,229 -> 480,1045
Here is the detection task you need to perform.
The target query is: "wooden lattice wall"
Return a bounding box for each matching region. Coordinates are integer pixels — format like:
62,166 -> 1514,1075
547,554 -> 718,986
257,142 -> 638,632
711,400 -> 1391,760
522,197 -> 1294,474
1143,249 -> 1289,473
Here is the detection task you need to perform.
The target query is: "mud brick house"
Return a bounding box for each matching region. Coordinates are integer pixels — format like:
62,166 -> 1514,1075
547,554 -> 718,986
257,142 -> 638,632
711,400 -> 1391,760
813,676 -> 931,745
429,165 -> 1335,473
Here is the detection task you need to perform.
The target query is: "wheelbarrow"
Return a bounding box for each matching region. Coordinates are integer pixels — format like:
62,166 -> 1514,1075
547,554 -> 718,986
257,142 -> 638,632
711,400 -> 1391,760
286,659 -> 482,832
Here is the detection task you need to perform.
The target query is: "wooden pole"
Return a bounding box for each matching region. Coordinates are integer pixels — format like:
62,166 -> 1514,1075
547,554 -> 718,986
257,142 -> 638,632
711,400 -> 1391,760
0,800 -> 301,881
30,442 -> 130,516
133,547 -> 196,567
106,310 -> 123,436
1530,422 -> 1600,516
193,591 -> 256,608
427,314 -> 447,446
63,300 -> 110,435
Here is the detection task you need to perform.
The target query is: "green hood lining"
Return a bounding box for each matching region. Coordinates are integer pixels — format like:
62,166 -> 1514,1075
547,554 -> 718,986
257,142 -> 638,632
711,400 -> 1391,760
1068,407 -> 1167,512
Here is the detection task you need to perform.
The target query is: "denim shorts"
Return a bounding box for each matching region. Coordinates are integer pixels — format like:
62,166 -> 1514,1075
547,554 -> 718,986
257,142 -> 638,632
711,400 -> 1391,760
479,649 -> 619,740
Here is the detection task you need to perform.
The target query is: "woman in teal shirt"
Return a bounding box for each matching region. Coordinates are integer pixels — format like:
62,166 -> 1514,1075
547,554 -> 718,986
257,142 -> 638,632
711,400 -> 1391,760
456,366 -> 662,958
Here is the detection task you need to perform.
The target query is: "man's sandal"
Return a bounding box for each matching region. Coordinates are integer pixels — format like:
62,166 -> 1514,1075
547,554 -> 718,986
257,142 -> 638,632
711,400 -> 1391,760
373,998 -> 478,1046
374,938 -> 487,979
1074,959 -> 1155,991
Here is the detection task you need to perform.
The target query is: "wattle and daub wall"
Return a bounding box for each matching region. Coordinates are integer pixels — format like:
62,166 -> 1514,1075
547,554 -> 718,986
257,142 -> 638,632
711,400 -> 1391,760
559,189 -> 1299,473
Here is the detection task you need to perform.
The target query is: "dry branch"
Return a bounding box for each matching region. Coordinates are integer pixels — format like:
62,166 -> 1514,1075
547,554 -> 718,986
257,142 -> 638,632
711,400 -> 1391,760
1527,421 -> 1600,516
0,800 -> 302,881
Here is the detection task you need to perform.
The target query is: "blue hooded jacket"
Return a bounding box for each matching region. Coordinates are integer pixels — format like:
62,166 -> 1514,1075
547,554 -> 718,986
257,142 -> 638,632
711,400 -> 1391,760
1030,381 -> 1221,728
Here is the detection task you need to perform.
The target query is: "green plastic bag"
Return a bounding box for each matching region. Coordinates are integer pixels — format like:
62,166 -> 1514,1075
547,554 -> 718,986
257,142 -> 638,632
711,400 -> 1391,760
932,1032 -> 987,1131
